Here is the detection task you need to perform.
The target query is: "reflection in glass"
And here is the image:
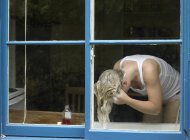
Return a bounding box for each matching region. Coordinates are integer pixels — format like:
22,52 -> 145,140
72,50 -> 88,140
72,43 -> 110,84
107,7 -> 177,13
9,0 -> 85,40
9,45 -> 85,125
95,0 -> 180,39
93,45 -> 180,131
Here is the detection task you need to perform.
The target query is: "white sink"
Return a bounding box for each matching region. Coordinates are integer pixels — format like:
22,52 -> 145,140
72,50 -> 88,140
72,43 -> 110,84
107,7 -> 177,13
9,88 -> 24,109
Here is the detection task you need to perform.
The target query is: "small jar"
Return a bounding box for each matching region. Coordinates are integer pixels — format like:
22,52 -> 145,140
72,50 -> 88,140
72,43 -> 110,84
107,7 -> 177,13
62,105 -> 72,125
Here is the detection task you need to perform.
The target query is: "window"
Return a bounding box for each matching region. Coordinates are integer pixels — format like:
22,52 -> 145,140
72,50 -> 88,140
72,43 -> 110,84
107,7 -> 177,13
0,0 -> 190,140
2,0 -> 85,138
91,0 -> 181,130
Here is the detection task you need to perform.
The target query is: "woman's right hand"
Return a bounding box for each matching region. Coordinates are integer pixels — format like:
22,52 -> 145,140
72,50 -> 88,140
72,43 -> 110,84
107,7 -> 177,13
113,89 -> 130,105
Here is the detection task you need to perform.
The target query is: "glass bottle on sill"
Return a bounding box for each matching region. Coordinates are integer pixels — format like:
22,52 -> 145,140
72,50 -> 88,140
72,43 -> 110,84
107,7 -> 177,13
62,105 -> 72,125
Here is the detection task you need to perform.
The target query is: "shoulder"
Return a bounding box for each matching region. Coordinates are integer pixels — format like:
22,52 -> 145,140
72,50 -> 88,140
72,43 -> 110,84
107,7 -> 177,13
142,59 -> 160,85
143,59 -> 160,74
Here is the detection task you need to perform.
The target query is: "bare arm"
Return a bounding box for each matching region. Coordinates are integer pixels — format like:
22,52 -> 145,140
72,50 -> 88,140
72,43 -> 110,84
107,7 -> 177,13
114,60 -> 162,115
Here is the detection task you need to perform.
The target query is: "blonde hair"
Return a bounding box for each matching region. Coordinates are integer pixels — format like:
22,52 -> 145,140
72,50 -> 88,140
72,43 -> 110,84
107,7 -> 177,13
94,69 -> 124,124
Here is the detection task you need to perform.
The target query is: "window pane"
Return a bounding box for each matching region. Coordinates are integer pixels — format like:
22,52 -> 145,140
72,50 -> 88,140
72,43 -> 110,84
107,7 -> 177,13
9,0 -> 84,41
9,45 -> 85,125
95,0 -> 180,39
93,45 -> 180,131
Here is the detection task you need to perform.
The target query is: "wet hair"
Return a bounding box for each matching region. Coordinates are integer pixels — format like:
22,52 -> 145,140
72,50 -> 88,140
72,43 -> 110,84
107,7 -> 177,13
94,69 -> 124,124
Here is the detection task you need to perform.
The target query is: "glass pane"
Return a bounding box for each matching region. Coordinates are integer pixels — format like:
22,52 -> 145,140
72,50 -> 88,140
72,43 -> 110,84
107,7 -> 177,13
9,45 -> 85,125
95,0 -> 180,39
9,0 -> 84,41
92,45 -> 180,131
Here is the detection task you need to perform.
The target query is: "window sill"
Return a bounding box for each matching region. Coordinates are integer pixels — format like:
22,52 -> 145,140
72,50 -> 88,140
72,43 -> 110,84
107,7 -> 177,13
93,122 -> 180,132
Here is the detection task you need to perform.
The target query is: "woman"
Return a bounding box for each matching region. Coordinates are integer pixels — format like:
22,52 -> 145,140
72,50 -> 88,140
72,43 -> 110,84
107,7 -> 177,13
94,55 -> 180,123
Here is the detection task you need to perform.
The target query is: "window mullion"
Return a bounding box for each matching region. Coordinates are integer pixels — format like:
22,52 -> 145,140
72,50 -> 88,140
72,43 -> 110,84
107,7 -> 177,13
85,0 -> 92,137
7,40 -> 85,46
90,39 -> 182,45
0,0 -> 2,136
1,0 -> 9,136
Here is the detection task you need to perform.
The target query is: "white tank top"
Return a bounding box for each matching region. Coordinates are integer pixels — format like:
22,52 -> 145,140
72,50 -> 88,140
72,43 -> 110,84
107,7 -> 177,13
120,55 -> 180,103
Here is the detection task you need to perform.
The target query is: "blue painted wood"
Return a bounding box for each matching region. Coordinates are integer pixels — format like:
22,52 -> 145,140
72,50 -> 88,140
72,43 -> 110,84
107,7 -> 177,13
0,0 -> 2,134
7,40 -> 182,46
86,130 -> 185,140
7,41 -> 85,45
181,0 -> 190,137
84,0 -> 91,134
90,39 -> 182,45
4,136 -> 84,140
179,0 -> 184,132
1,0 -> 9,135
4,125 -> 84,138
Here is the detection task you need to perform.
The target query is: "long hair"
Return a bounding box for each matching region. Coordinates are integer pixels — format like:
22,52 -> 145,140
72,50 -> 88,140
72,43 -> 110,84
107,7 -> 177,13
94,69 -> 124,124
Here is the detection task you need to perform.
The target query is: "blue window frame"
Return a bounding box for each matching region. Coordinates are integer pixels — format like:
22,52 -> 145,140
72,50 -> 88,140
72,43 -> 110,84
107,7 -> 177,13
0,0 -> 2,136
0,0 -> 190,140
182,0 -> 190,136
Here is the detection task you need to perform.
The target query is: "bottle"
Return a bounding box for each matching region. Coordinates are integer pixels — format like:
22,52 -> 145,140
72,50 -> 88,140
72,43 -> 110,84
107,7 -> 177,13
62,105 -> 72,125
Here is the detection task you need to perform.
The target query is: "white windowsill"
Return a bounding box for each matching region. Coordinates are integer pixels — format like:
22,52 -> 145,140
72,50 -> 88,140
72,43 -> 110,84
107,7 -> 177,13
93,122 -> 180,131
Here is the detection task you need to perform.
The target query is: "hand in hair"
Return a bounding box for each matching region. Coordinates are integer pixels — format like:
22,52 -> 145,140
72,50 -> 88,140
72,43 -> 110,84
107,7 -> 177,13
113,89 -> 131,105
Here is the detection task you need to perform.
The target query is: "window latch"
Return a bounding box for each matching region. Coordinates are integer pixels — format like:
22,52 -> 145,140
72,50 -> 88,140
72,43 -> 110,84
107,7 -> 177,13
91,47 -> 95,64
